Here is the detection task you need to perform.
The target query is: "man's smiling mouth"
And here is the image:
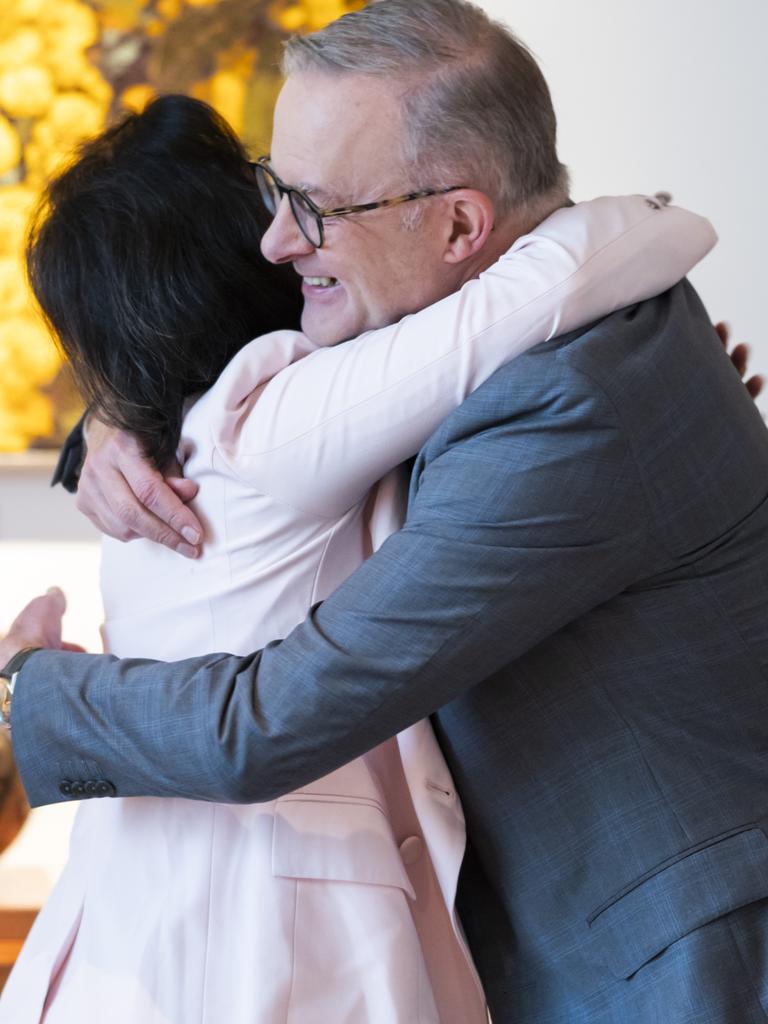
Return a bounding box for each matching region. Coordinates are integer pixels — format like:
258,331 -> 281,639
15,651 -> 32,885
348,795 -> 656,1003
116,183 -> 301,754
303,276 -> 339,289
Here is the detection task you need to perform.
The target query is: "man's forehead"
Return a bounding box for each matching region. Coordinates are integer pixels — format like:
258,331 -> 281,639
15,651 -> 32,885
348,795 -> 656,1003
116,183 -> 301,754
270,70 -> 404,188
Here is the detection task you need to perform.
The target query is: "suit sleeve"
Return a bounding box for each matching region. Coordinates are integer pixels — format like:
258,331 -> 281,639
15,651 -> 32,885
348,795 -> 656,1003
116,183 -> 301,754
13,363 -> 653,807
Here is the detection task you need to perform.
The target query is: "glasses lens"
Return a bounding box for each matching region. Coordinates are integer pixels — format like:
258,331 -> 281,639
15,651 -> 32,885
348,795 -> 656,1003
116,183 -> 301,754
289,192 -> 323,248
254,164 -> 281,216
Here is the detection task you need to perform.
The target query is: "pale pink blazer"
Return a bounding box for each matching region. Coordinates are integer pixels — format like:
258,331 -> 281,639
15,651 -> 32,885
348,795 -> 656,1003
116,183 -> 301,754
0,197 -> 715,1024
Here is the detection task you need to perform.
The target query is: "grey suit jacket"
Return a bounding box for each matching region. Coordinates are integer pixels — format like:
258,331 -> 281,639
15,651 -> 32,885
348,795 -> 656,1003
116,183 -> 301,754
15,281 -> 768,1022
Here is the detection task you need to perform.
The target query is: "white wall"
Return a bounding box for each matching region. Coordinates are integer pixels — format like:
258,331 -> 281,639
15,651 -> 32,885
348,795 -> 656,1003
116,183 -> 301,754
0,459 -> 102,649
478,0 -> 768,410
0,461 -> 101,907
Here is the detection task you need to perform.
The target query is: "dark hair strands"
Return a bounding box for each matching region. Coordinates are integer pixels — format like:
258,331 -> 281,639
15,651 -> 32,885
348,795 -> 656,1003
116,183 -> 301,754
27,95 -> 303,470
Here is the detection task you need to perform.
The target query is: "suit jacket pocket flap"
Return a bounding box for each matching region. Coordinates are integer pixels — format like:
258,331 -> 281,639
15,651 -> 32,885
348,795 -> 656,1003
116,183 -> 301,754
272,795 -> 415,898
588,826 -> 768,979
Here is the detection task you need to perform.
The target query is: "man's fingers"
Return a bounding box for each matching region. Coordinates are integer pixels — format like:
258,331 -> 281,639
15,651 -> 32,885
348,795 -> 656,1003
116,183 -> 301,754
124,468 -> 202,549
73,421 -> 201,553
166,476 -> 200,503
77,456 -> 135,540
77,470 -> 141,542
80,466 -> 195,554
113,476 -> 199,556
747,375 -> 765,400
76,424 -> 200,552
61,642 -> 87,653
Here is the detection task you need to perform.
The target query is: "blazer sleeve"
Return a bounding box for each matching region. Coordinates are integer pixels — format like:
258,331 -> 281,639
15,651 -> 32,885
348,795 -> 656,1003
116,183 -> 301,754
12,361 -> 653,808
51,414 -> 87,493
214,196 -> 715,516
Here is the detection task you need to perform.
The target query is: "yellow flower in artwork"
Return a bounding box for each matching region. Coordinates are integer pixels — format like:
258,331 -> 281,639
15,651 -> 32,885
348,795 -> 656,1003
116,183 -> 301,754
0,65 -> 55,119
271,0 -> 363,35
274,5 -> 307,32
46,93 -> 106,142
0,315 -> 60,450
0,317 -> 61,388
209,71 -> 248,134
92,0 -> 145,33
37,0 -> 99,53
0,0 -> 363,453
156,0 -> 183,19
120,84 -> 157,113
0,390 -> 53,451
302,0 -> 360,32
47,51 -> 93,93
11,0 -> 46,21
76,66 -> 113,110
24,93 -> 108,186
0,258 -> 31,316
0,187 -> 37,259
0,28 -> 44,71
0,117 -> 21,177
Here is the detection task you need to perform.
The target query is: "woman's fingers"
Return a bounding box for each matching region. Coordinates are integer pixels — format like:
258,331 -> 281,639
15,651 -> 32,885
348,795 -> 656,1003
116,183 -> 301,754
714,323 -> 764,399
729,342 -> 750,379
714,321 -> 729,347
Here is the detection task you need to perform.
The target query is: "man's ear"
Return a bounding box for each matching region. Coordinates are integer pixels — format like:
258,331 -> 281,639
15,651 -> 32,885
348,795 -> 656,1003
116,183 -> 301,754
441,189 -> 496,265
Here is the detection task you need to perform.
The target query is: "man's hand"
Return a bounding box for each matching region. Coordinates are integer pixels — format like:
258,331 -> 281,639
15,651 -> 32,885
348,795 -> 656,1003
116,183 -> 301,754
77,418 -> 203,557
0,588 -> 84,668
716,322 -> 764,400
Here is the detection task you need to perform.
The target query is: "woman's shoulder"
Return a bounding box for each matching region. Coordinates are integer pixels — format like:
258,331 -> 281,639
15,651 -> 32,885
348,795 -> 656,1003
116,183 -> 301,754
210,329 -> 318,406
182,329 -> 316,429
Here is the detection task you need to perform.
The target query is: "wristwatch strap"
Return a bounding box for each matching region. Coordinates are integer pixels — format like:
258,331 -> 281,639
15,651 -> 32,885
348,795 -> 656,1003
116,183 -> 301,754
1,647 -> 42,681
0,647 -> 41,734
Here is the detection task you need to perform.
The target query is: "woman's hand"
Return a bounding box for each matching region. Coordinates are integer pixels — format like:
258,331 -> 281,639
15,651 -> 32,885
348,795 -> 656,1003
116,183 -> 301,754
716,322 -> 764,399
76,417 -> 203,558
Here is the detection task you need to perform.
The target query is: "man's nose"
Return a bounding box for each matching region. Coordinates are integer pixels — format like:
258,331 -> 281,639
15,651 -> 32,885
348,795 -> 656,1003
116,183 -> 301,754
261,196 -> 316,264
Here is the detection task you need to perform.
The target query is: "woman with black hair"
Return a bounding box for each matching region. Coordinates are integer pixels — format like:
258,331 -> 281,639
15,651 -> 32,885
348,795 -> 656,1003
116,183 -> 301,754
2,95 -> 714,1023
27,96 -> 305,472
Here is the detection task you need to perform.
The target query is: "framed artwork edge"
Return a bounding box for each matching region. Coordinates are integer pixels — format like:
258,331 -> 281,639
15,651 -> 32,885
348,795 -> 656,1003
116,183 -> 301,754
0,451 -> 59,473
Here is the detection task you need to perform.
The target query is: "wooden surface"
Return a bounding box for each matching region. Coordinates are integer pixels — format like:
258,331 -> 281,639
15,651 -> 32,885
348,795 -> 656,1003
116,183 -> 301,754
0,735 -> 30,856
0,908 -> 37,991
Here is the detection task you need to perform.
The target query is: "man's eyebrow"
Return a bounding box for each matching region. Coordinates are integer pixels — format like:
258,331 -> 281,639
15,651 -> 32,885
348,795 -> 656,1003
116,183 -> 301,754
301,184 -> 343,207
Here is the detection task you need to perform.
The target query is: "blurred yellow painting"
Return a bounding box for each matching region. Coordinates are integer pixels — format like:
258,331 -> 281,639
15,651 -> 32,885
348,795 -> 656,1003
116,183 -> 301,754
0,0 -> 362,453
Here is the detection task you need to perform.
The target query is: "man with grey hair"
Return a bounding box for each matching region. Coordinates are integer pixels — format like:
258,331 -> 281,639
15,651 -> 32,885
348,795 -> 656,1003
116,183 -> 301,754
4,1 -> 768,1021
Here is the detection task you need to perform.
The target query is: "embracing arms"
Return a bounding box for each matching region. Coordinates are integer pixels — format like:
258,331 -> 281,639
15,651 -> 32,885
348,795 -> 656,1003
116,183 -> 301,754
65,195 -> 716,537
6,280 -> 766,804
215,196 -> 713,515
11,358 -> 652,806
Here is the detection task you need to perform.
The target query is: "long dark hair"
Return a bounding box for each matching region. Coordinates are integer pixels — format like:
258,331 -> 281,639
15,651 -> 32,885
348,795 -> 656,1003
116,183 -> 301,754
27,95 -> 303,469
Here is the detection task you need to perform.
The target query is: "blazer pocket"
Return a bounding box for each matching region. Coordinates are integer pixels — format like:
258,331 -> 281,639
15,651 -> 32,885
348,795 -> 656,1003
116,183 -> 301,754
271,795 -> 416,899
587,824 -> 768,979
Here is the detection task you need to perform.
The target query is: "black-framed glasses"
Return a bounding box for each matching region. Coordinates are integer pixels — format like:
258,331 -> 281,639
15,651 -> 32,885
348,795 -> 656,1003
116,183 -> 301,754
251,157 -> 465,248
